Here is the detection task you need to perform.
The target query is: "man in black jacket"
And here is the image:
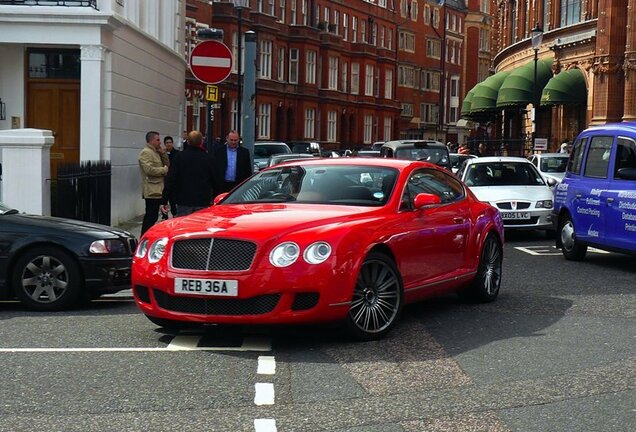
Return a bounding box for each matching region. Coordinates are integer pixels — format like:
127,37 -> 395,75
212,130 -> 253,196
163,130 -> 215,217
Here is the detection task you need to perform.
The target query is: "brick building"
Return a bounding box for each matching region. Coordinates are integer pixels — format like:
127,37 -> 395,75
183,0 -> 490,150
462,0 -> 636,154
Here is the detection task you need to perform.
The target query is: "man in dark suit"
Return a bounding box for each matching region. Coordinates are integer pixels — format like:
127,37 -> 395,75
212,130 -> 253,195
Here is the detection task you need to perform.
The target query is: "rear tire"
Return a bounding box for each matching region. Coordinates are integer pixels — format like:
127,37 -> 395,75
559,215 -> 587,261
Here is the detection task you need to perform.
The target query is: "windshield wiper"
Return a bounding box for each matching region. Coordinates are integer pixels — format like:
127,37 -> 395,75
2,209 -> 19,215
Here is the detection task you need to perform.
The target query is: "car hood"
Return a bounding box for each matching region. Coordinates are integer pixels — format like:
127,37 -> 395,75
469,185 -> 553,203
542,172 -> 565,181
7,214 -> 134,238
154,204 -> 379,241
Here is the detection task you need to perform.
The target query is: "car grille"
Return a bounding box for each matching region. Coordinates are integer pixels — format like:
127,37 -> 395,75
496,201 -> 531,210
134,285 -> 151,303
171,238 -> 256,271
153,289 -> 279,315
504,217 -> 540,226
291,292 -> 319,311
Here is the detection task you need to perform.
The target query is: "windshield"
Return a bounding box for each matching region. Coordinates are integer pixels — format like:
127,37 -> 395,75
465,162 -> 546,187
395,147 -> 449,166
540,156 -> 568,173
223,165 -> 398,206
254,144 -> 290,159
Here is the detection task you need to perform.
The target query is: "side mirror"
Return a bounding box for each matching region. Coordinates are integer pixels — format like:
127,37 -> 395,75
213,193 -> 229,205
414,193 -> 442,209
617,167 -> 636,180
546,177 -> 557,187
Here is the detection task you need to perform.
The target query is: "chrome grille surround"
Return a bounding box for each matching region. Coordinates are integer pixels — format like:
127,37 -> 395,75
171,238 -> 257,271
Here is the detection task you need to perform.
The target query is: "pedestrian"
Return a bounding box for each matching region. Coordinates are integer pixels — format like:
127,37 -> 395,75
163,130 -> 216,217
162,135 -> 180,218
212,130 -> 253,195
181,130 -> 188,147
138,131 -> 169,236
559,140 -> 570,154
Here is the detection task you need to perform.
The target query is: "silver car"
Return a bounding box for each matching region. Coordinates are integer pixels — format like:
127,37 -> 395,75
253,142 -> 291,172
527,152 -> 569,184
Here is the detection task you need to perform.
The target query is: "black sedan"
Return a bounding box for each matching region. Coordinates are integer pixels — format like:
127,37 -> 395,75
0,202 -> 136,310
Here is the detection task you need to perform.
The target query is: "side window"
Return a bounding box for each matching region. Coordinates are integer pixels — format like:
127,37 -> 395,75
400,168 -> 463,210
583,136 -> 613,178
614,136 -> 636,179
568,136 -> 587,175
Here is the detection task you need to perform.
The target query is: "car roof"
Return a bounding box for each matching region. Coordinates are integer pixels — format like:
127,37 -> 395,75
255,141 -> 288,146
584,121 -> 636,134
466,156 -> 532,164
382,140 -> 447,149
529,153 -> 567,158
270,157 -> 443,171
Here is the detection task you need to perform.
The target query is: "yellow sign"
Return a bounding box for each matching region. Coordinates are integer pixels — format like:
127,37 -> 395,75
206,85 -> 218,102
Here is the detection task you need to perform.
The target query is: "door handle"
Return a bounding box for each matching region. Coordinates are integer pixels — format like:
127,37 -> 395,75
575,193 -> 582,198
607,197 -> 614,203
453,217 -> 465,224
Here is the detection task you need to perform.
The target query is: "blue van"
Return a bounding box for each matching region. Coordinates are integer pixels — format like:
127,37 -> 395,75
553,122 -> 636,260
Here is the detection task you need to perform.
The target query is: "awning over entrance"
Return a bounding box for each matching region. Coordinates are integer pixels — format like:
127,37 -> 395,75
460,89 -> 475,118
540,68 -> 587,106
496,59 -> 553,108
469,70 -> 511,113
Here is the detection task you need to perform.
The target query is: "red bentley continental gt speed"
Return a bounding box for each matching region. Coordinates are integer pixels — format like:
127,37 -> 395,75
132,158 -> 504,340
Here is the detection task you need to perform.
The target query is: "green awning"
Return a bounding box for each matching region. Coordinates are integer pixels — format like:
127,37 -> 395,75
469,71 -> 511,113
496,59 -> 553,108
461,89 -> 475,117
541,68 -> 587,106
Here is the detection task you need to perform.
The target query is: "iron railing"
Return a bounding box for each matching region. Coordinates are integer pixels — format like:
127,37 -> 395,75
52,161 -> 111,225
0,0 -> 98,8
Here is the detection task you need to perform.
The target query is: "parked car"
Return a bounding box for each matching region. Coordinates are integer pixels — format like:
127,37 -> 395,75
456,156 -> 556,233
253,141 -> 291,172
371,141 -> 385,151
380,140 -> 452,171
288,141 -> 322,155
553,123 -> 636,260
266,153 -> 318,168
0,202 -> 136,310
527,152 -> 569,184
353,150 -> 381,158
132,158 -> 504,340
450,153 -> 477,174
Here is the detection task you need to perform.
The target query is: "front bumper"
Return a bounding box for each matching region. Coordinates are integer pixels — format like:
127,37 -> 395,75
500,209 -> 553,230
80,256 -> 132,295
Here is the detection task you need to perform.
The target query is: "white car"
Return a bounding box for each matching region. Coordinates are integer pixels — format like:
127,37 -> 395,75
457,156 -> 556,232
450,153 -> 477,174
527,152 -> 569,184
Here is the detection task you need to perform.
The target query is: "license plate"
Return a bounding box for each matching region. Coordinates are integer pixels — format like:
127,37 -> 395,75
174,278 -> 238,296
501,212 -> 530,220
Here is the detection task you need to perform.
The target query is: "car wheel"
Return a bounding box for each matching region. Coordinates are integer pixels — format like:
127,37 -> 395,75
462,233 -> 502,302
560,215 -> 587,261
346,252 -> 403,341
11,247 -> 82,311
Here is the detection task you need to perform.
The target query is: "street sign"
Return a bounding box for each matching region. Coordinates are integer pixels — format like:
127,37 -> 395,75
206,85 -> 219,102
534,138 -> 548,151
189,40 -> 233,84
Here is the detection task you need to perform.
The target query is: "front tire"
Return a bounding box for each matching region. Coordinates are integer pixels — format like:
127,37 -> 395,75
462,233 -> 502,302
345,252 -> 403,341
11,247 -> 82,311
560,215 -> 587,261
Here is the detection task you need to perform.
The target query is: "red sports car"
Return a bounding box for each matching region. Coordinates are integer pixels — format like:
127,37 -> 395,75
132,158 -> 504,340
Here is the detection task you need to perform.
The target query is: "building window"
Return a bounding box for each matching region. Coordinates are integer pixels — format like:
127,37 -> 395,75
365,64 -> 374,96
560,0 -> 582,26
231,99 -> 238,131
371,22 -> 377,46
341,61 -> 348,92
351,62 -> 360,94
343,13 -> 349,41
258,103 -> 271,139
380,26 -> 385,48
364,114 -> 373,144
374,66 -> 380,97
289,48 -> 299,83
352,16 -> 358,42
421,70 -> 440,91
387,30 -> 392,50
304,108 -> 315,139
401,103 -> 413,117
479,28 -> 490,51
385,69 -> 393,99
301,0 -> 308,25
306,50 -> 316,84
420,103 -> 439,124
277,47 -> 285,81
450,76 -> 458,97
427,39 -> 441,59
333,10 -> 340,35
259,40 -> 272,79
383,117 -> 391,141
290,0 -> 297,25
399,31 -> 416,52
327,111 -> 337,142
398,65 -> 416,88
193,97 -> 201,131
480,0 -> 489,13
279,0 -> 286,23
361,20 -> 367,43
328,56 -> 338,90
424,5 -> 431,25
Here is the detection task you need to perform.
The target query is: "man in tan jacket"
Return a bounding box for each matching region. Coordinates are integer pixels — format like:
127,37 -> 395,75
139,131 -> 169,235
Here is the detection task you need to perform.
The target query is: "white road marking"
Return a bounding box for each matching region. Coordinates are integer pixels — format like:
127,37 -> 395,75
241,336 -> 272,352
257,356 -> 276,375
254,383 -> 275,405
254,419 -> 277,432
514,245 -> 610,256
167,335 -> 200,350
192,56 -> 231,68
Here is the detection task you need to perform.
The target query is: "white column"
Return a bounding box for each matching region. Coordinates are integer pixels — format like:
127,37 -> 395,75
80,45 -> 105,161
0,129 -> 53,215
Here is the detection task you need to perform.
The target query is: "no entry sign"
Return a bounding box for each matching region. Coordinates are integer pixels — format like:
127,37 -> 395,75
189,40 -> 233,85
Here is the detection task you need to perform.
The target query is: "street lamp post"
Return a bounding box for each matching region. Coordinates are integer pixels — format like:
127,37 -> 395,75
530,25 -> 543,143
233,0 -> 250,136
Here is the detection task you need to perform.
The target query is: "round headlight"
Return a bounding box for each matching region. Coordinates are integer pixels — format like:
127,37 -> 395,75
303,241 -> 332,264
269,242 -> 300,267
148,237 -> 168,263
135,239 -> 149,258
